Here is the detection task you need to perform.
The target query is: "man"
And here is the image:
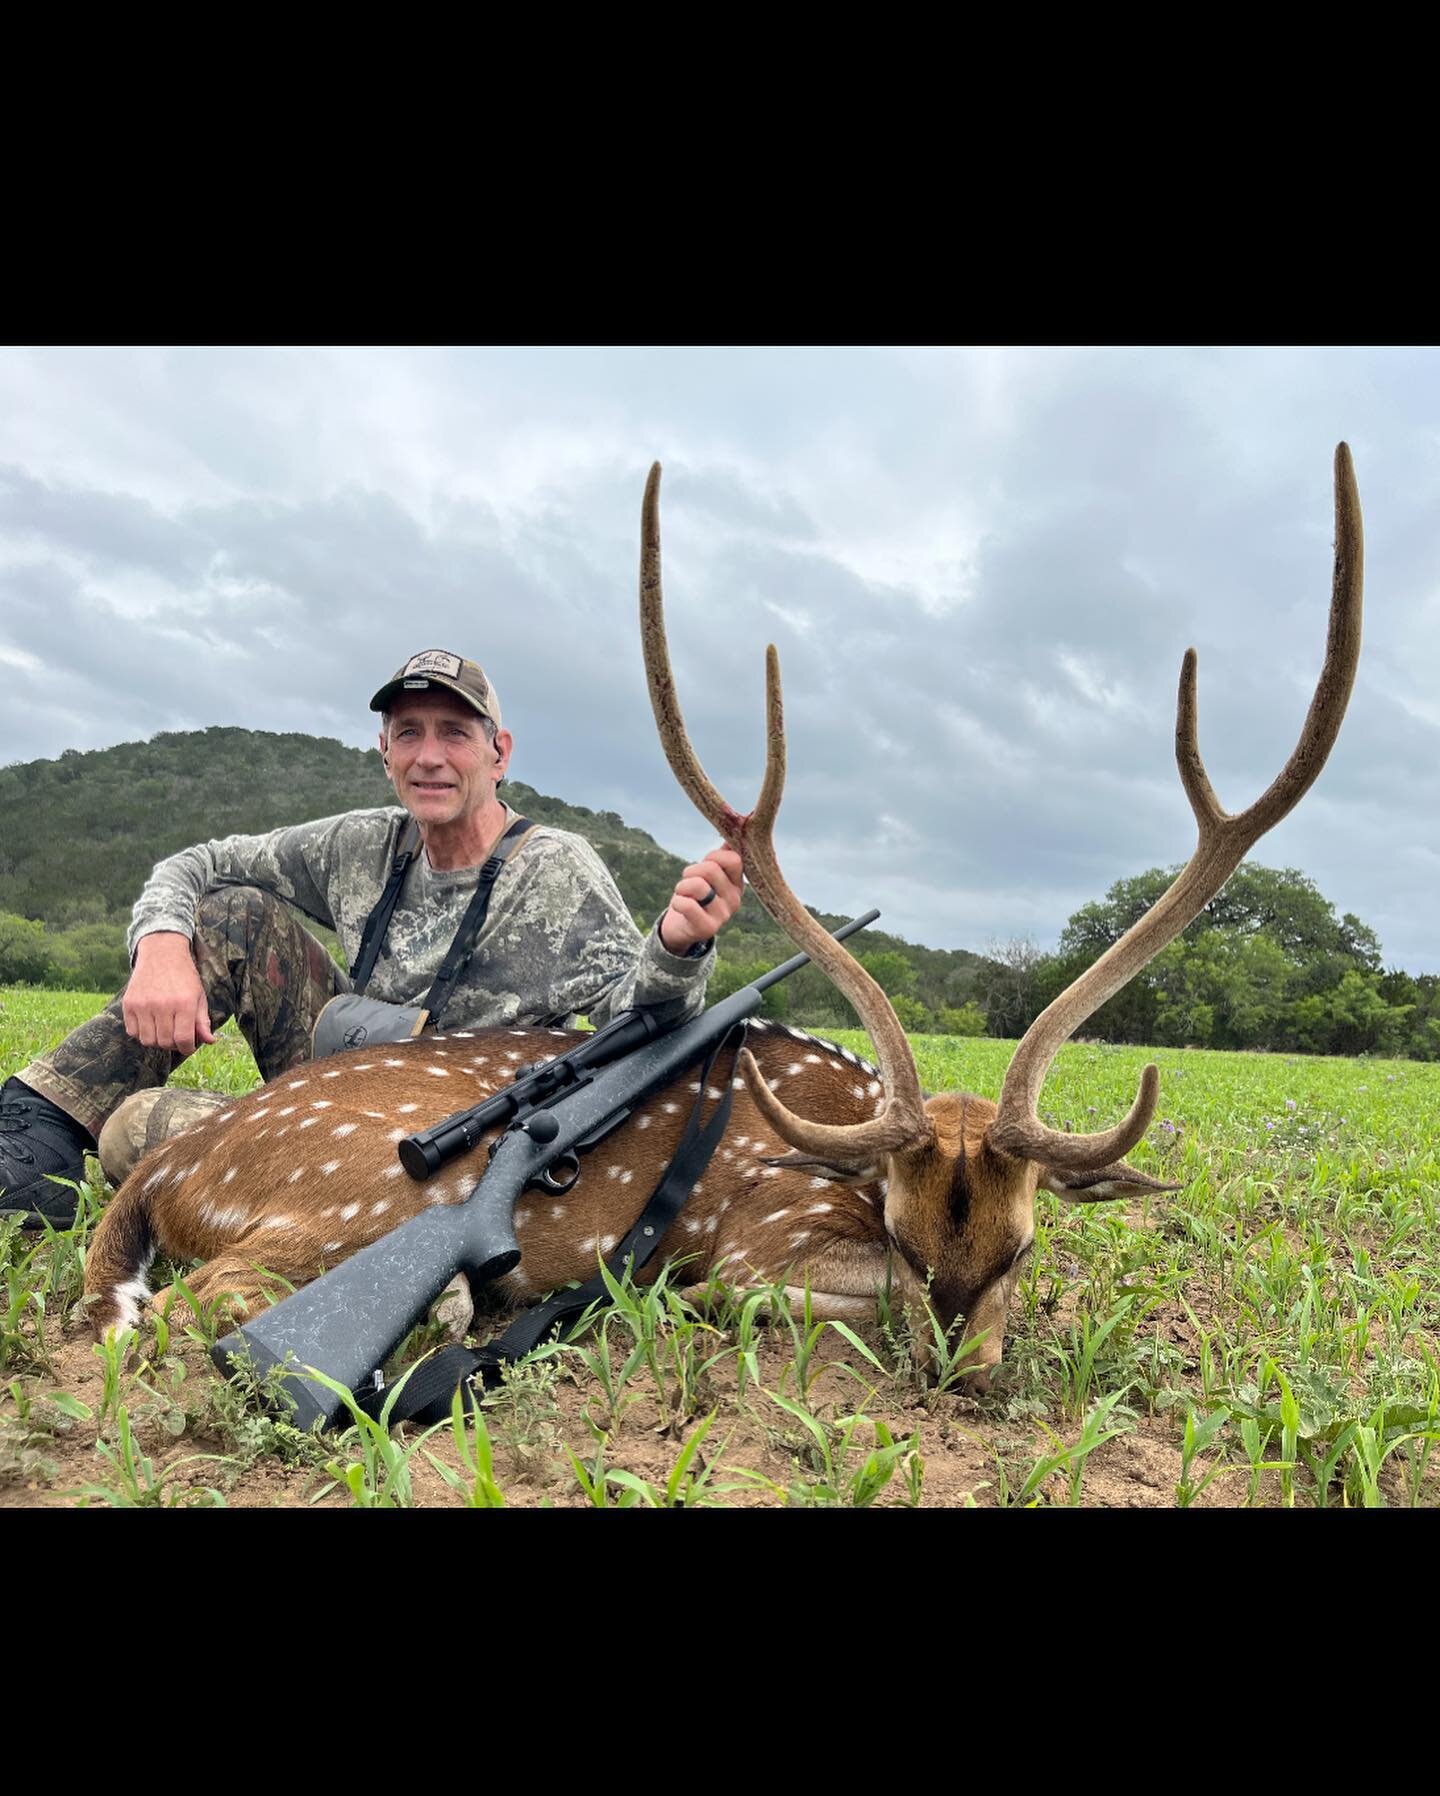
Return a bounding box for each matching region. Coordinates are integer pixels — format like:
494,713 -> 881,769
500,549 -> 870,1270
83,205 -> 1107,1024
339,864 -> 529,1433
0,650 -> 743,1226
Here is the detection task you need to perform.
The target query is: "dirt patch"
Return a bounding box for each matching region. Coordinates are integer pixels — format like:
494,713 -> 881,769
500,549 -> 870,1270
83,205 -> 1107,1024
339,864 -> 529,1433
4,1237 -> 1435,1511
0,1299 -> 1185,1510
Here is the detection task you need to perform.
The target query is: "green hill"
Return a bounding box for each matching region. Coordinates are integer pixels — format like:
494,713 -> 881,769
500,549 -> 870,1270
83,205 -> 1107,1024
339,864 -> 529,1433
0,727 -> 987,1027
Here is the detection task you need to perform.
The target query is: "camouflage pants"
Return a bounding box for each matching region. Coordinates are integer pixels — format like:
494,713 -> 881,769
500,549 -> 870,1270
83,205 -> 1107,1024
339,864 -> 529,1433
19,887 -> 349,1183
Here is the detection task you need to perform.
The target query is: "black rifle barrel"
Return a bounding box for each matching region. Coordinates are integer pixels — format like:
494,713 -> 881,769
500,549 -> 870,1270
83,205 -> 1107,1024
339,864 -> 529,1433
212,908 -> 880,1431
749,908 -> 879,993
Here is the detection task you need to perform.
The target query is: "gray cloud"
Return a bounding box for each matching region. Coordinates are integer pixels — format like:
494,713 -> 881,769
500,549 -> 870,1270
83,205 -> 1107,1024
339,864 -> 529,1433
1,347 -> 1436,973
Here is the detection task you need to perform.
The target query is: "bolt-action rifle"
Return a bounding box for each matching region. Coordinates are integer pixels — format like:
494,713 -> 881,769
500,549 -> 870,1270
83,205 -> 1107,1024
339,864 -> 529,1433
213,909 -> 879,1430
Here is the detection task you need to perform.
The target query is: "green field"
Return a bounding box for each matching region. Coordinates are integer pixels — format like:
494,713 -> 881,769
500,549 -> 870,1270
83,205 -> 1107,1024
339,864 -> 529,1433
3,985 -> 1437,1508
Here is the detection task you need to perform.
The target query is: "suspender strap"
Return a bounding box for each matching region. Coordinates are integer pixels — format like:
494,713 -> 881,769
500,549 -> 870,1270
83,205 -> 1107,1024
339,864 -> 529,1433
420,817 -> 532,1030
367,1019 -> 750,1428
349,815 -> 532,1020
351,821 -> 421,995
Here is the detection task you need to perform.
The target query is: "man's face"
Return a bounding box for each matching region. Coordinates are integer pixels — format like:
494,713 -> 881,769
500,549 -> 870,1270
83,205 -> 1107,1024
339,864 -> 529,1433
379,691 -> 512,829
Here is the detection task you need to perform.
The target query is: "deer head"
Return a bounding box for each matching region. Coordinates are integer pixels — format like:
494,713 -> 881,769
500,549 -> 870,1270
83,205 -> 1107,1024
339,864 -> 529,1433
639,447 -> 1363,1386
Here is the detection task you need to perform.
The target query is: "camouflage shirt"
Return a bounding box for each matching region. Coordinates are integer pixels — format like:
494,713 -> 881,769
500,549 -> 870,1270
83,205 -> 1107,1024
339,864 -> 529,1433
127,804 -> 713,1030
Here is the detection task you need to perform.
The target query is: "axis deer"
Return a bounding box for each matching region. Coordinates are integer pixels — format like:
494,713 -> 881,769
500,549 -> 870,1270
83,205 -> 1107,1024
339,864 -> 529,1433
85,446 -> 1363,1392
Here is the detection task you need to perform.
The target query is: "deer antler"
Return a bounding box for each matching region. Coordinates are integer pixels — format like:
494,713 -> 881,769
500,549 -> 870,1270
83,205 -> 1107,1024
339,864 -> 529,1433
640,462 -> 934,1159
989,442 -> 1364,1169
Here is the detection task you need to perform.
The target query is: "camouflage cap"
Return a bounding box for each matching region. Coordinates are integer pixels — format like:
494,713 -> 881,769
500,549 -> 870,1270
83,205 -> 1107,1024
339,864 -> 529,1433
369,651 -> 503,730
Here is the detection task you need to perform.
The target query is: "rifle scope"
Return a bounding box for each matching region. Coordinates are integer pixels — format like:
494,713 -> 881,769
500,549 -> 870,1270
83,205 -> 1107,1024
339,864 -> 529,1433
396,907 -> 881,1182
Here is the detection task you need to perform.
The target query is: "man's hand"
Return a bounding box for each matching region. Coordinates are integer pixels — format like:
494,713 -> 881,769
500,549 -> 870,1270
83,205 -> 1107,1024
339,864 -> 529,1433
123,932 -> 216,1056
657,845 -> 744,956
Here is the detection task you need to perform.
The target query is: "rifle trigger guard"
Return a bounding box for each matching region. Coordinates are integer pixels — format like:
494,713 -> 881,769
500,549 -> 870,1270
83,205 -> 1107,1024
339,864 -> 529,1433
533,1152 -> 581,1195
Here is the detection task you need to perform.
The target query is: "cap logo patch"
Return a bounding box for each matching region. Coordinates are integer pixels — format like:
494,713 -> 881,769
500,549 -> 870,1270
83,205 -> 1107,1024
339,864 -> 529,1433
402,651 -> 463,680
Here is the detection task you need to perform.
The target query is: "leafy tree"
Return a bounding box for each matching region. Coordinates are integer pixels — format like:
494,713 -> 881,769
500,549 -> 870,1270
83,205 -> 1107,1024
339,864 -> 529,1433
1041,860 -> 1420,1057
1378,970 -> 1440,1061
1284,970 -> 1409,1057
44,923 -> 131,993
890,994 -> 932,1032
781,962 -> 859,1030
704,958 -> 790,1020
46,894 -> 111,931
1058,869 -> 1174,956
1206,864 -> 1344,956
935,1002 -> 987,1037
1152,932 -> 1292,1050
858,951 -> 917,999
1061,863 -> 1360,967
1338,912 -> 1384,974
0,913 -> 52,984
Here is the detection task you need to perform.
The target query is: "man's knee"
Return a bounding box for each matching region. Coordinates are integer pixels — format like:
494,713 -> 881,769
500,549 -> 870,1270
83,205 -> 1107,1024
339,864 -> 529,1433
190,886 -> 343,1080
98,1088 -> 234,1187
195,885 -> 281,940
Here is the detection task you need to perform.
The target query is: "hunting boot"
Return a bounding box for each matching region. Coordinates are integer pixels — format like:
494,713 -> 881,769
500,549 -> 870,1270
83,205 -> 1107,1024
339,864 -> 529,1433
0,1077 -> 97,1228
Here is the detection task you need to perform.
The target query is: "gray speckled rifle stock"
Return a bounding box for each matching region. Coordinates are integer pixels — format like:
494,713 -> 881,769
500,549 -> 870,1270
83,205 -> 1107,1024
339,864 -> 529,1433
214,911 -> 879,1432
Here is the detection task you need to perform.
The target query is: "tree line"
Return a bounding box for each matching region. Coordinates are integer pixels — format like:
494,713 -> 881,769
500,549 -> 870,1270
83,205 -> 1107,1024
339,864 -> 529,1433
1,731 -> 1432,1058
982,864 -> 1439,1061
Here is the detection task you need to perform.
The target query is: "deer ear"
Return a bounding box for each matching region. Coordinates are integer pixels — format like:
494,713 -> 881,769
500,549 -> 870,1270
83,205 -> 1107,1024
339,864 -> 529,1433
759,1150 -> 882,1185
1037,1160 -> 1182,1205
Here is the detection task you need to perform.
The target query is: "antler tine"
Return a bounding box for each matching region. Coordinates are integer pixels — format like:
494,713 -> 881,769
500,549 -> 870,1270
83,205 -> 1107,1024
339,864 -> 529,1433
640,462 -> 932,1159
1178,442 -> 1363,841
640,463 -> 739,836
991,443 -> 1363,1171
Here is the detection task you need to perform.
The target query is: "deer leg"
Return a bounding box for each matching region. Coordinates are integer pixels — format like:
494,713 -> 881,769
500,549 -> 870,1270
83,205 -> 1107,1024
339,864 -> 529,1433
684,1238 -> 948,1375
680,1282 -> 879,1322
171,1247 -> 316,1325
680,1236 -> 904,1322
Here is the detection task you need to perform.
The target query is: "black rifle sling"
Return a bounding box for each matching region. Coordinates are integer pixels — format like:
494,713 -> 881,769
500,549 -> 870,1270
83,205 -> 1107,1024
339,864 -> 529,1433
350,820 -> 421,995
420,817 -> 532,1030
368,1019 -> 750,1428
349,815 -> 532,1021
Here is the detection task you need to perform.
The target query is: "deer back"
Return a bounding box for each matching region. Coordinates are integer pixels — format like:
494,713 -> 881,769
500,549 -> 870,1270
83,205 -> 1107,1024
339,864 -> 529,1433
90,1019 -> 904,1317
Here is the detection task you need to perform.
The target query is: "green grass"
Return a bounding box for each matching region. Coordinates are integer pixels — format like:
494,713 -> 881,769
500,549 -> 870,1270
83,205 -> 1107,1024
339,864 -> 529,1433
1,986 -> 259,1095
4,987 -> 1438,1507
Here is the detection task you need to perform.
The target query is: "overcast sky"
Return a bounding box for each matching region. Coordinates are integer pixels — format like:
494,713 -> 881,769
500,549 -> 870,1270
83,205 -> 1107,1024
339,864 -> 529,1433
2,346 -> 1436,972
